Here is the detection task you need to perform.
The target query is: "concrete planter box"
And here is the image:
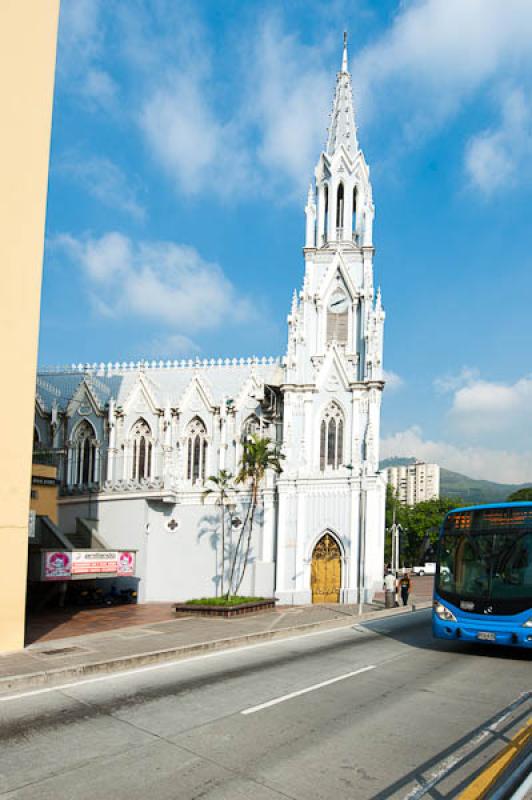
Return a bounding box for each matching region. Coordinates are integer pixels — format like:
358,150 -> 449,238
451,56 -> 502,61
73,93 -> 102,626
175,598 -> 276,618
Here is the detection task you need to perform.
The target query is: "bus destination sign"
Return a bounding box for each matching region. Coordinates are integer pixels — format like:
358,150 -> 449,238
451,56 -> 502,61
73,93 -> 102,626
446,506 -> 532,531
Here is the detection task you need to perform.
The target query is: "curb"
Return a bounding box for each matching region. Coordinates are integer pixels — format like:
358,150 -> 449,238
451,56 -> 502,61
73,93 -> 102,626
0,601 -> 432,696
458,718 -> 532,800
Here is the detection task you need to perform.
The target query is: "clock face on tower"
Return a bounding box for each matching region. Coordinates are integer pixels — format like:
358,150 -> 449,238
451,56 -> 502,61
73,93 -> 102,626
328,290 -> 349,314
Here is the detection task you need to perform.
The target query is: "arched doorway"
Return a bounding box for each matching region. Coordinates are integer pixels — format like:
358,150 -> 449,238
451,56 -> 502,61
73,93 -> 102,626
311,533 -> 342,603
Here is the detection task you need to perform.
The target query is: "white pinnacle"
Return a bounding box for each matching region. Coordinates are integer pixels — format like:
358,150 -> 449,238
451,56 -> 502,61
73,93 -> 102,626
342,31 -> 348,73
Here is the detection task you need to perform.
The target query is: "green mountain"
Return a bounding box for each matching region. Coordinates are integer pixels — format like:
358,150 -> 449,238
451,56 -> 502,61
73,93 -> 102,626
380,457 -> 532,505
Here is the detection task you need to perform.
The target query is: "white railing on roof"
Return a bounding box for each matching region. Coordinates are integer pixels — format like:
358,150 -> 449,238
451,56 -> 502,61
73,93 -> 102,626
38,355 -> 282,376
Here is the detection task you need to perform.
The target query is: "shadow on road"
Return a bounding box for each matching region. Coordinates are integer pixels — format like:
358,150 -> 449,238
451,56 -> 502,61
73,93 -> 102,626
360,610 -> 532,663
369,690 -> 532,799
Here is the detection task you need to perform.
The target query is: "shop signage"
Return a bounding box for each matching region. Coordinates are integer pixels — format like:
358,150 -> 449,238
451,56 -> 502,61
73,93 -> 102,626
32,476 -> 60,486
117,551 -> 135,576
43,551 -> 72,580
72,551 -> 118,575
41,550 -> 136,581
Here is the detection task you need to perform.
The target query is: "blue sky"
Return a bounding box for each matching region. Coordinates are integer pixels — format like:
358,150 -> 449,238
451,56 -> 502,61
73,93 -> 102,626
41,0 -> 532,483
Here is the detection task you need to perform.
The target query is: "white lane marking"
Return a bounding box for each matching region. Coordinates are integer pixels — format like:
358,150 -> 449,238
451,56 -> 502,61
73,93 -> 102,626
241,665 -> 376,715
0,623 -> 361,704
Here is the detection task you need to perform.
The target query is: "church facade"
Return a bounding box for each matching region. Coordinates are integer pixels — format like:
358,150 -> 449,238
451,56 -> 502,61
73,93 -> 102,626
34,40 -> 387,605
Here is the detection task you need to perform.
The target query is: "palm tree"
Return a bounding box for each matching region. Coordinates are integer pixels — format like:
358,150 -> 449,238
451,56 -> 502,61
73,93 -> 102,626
203,469 -> 234,597
230,434 -> 284,596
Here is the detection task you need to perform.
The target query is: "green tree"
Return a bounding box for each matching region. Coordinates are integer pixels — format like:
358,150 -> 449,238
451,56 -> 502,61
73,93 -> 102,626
203,469 -> 235,597
401,496 -> 462,565
229,435 -> 284,596
507,487 -> 532,502
385,491 -> 463,566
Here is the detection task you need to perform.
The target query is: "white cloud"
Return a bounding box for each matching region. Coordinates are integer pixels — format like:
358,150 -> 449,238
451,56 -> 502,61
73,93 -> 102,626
149,334 -> 201,359
465,87 -> 532,194
139,75 -> 252,197
381,426 -> 532,484
354,0 -> 532,125
57,0 -> 102,65
248,19 -> 331,196
449,375 -> 532,441
383,370 -> 404,392
353,0 -> 532,192
386,371 -> 532,482
137,16 -> 332,200
83,69 -> 119,111
52,232 -> 254,334
433,366 -> 480,393
56,0 -> 118,111
57,156 -> 145,220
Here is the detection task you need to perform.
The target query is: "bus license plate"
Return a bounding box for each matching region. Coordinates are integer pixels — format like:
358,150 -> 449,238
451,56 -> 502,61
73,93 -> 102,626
477,631 -> 496,641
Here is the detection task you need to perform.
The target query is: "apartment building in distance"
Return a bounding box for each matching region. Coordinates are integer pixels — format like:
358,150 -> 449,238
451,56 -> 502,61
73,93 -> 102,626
386,462 -> 440,506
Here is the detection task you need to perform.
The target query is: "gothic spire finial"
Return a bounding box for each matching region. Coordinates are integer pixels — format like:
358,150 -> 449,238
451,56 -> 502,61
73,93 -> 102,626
342,31 -> 348,73
325,31 -> 358,156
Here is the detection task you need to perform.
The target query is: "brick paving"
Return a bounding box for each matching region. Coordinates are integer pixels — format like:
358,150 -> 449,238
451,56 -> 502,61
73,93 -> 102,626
26,603 -> 177,645
25,575 -> 434,648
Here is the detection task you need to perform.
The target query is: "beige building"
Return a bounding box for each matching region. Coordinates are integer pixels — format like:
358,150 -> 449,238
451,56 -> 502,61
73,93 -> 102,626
0,1 -> 59,652
386,462 -> 440,506
30,464 -> 59,525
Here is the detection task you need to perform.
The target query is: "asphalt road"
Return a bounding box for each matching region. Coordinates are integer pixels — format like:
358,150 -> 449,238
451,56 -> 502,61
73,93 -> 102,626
0,609 -> 530,799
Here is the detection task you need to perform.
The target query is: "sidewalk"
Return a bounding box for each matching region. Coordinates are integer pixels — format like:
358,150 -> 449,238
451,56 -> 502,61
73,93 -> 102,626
0,599 -> 432,696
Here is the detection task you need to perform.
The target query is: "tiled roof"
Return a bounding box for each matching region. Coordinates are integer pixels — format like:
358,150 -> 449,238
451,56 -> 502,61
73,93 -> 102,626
37,358 -> 284,412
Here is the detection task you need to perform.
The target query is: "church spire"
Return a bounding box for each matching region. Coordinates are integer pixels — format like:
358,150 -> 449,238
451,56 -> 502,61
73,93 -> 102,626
326,33 -> 358,157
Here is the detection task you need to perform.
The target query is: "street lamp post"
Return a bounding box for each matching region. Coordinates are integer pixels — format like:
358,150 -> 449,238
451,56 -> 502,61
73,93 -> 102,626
390,522 -> 403,574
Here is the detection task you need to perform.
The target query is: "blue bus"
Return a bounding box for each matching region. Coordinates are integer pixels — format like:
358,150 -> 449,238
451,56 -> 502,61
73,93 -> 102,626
432,502 -> 532,649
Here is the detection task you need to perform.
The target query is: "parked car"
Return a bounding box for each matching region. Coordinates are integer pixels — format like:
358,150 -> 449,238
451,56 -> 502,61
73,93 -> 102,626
412,562 -> 436,576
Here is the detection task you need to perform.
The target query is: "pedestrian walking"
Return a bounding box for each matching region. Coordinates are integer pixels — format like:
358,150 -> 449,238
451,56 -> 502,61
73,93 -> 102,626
399,572 -> 411,606
383,569 -> 396,609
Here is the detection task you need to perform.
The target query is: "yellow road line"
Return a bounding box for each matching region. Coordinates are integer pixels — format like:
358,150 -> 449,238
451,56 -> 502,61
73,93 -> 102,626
458,718 -> 532,800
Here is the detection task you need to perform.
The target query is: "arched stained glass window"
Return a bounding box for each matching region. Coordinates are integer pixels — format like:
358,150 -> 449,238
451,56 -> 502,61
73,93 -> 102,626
352,186 -> 358,242
336,182 -> 344,230
71,419 -> 97,486
130,418 -> 153,481
186,417 -> 208,484
242,415 -> 260,442
323,184 -> 329,242
319,404 -> 344,471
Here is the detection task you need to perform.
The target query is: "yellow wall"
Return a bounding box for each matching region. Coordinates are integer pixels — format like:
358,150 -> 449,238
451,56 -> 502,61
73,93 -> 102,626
30,464 -> 59,525
0,1 -> 60,652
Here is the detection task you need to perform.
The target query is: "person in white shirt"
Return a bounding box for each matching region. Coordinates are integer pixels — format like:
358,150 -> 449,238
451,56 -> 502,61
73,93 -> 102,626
383,569 -> 397,608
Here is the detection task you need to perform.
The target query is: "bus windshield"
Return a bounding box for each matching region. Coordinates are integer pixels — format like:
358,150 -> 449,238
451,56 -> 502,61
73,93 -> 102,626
437,529 -> 532,612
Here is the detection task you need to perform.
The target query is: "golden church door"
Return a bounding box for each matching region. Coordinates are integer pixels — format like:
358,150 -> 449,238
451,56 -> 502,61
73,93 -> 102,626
311,534 -> 341,603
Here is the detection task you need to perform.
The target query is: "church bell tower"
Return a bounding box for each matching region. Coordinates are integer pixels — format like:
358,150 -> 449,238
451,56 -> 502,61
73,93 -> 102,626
275,34 -> 386,606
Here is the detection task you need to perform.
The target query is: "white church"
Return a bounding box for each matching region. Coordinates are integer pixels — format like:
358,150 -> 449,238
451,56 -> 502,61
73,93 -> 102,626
34,39 -> 387,605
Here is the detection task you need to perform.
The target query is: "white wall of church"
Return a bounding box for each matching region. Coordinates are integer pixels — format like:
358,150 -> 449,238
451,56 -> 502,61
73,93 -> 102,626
58,492 -> 273,602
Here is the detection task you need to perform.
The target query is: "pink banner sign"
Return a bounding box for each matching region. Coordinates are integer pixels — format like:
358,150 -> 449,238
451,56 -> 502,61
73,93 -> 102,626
117,551 -> 135,576
44,551 -> 72,580
71,551 -> 118,575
